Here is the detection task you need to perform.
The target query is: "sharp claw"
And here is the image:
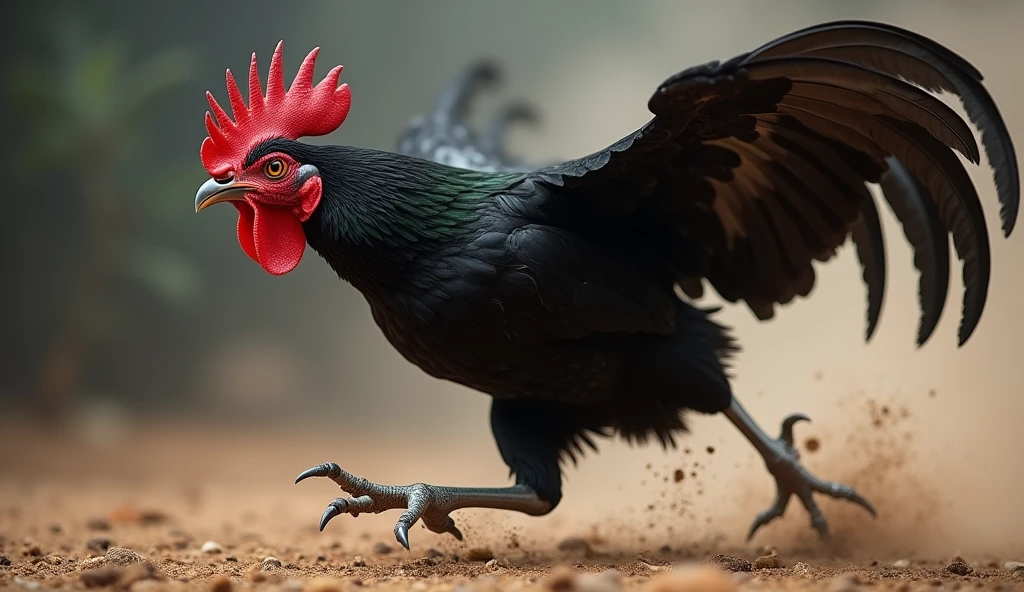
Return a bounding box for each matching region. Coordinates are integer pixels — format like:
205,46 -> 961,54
746,506 -> 782,542
814,481 -> 878,518
779,413 -> 811,446
804,498 -> 831,542
448,524 -> 464,541
846,489 -> 878,517
746,515 -> 771,541
319,502 -> 342,531
811,518 -> 831,542
745,521 -> 761,542
296,462 -> 338,484
395,522 -> 411,551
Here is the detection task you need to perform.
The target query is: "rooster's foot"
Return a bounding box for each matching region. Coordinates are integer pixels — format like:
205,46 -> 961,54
295,462 -> 550,550
724,400 -> 877,542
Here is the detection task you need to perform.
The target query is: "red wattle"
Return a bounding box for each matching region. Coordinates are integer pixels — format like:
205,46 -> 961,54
233,201 -> 306,275
233,202 -> 259,265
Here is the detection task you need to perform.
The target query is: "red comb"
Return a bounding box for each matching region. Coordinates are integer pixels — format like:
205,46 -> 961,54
200,41 -> 351,178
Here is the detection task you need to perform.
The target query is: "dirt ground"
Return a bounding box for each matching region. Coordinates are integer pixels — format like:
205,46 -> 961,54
1,392 -> 1022,592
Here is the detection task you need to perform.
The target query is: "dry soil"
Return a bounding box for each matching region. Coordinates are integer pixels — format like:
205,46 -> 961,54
1,392 -> 1022,591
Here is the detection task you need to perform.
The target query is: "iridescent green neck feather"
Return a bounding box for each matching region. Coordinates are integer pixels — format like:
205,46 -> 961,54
290,141 -> 520,289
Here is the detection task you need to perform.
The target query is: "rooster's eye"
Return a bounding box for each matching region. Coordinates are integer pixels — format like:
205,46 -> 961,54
264,159 -> 287,179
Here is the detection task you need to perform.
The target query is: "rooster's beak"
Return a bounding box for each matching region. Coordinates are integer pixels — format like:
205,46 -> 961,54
195,177 -> 256,212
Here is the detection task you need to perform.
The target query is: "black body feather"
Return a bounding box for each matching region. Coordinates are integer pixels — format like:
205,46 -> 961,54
286,22 -> 1015,508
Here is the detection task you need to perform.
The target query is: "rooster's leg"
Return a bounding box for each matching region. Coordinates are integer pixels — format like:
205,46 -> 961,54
723,397 -> 877,542
295,463 -> 551,550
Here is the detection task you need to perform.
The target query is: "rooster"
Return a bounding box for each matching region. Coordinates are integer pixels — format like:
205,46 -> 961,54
194,22 -> 1017,549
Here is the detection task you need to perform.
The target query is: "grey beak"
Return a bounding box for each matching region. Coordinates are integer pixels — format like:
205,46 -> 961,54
195,177 -> 255,212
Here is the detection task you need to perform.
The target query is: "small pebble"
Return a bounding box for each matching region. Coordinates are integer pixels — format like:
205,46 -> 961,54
86,537 -> 113,554
225,555 -> 238,562
80,565 -> 124,588
209,575 -> 233,592
792,562 -> 811,576
305,576 -> 344,592
350,556 -> 366,567
710,554 -> 752,573
635,552 -> 671,571
754,552 -> 783,569
106,547 -> 144,566
200,541 -> 223,554
946,556 -> 973,576
892,559 -> 911,569
0,554 -> 10,566
26,545 -> 42,557
643,564 -> 736,592
1005,561 -> 1024,573
372,542 -> 393,555
467,547 -> 495,562
260,557 -> 282,571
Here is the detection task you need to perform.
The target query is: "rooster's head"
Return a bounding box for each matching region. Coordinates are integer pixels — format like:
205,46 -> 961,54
194,42 -> 351,275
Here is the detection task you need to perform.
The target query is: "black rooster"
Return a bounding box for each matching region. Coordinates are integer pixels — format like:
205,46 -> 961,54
194,22 -> 1018,549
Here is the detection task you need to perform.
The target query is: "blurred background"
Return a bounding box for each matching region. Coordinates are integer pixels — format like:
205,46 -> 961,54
1,0 -> 1022,558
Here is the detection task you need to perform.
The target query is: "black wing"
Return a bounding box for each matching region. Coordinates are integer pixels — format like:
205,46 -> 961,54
532,21 -> 1018,346
401,62 -> 902,341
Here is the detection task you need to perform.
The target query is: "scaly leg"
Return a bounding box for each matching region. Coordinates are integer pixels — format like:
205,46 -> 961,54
298,401 -> 574,549
723,397 -> 877,541
295,463 -> 551,550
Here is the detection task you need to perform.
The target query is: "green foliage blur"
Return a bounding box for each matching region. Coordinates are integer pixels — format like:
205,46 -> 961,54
6,13 -> 203,416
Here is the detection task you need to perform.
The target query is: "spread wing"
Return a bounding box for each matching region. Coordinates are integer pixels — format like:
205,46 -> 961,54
533,20 -> 1018,346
